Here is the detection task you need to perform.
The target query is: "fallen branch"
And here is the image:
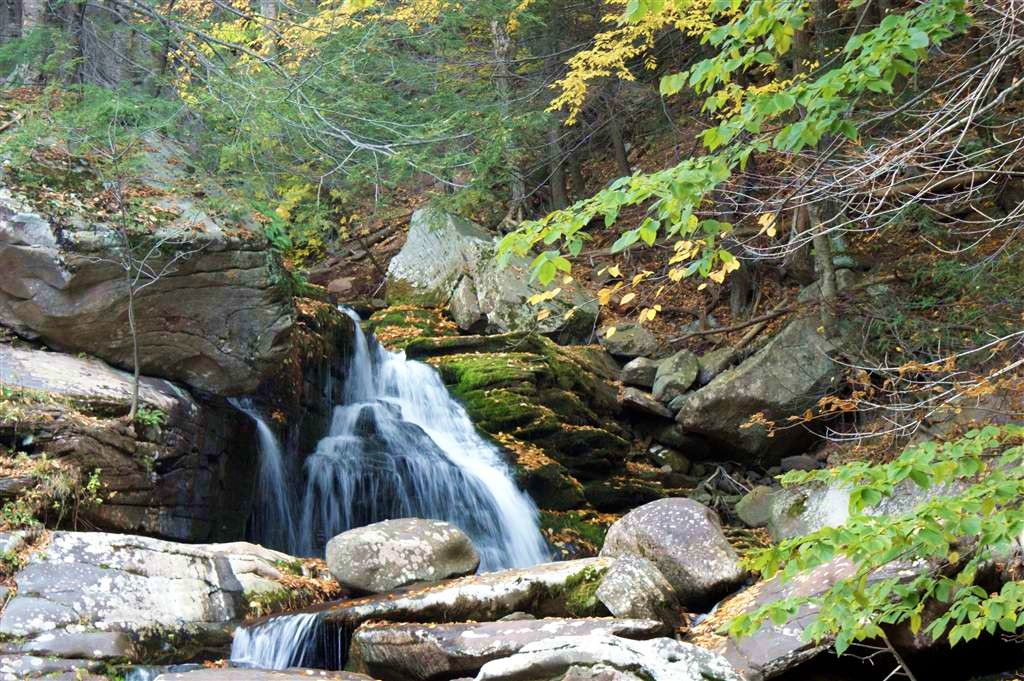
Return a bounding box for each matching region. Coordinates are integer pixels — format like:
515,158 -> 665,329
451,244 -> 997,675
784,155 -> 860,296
0,112 -> 23,135
670,300 -> 795,343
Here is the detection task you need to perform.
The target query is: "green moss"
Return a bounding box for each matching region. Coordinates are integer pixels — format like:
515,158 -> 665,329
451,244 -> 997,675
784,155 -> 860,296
558,564 -> 610,617
539,511 -> 609,549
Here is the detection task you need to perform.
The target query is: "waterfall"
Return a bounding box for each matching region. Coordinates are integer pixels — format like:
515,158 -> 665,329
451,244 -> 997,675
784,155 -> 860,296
230,397 -> 298,553
230,613 -> 342,670
295,308 -> 549,570
233,308 -> 548,570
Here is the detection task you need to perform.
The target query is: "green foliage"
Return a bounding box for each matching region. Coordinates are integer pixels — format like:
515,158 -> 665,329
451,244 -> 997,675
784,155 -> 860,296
729,425 -> 1024,655
134,406 -> 166,429
500,0 -> 973,284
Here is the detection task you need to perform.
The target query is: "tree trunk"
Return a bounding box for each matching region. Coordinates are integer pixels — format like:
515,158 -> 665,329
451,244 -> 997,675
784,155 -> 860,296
21,0 -> 44,30
547,125 -> 568,210
491,19 -> 525,223
567,145 -> 586,200
606,98 -> 631,178
125,267 -> 140,420
810,205 -> 838,337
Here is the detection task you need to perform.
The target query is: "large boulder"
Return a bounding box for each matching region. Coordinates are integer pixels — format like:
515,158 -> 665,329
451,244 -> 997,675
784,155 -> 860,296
0,186 -> 294,396
0,345 -> 254,541
474,635 -> 742,681
348,617 -> 669,681
599,499 -> 745,607
673,317 -> 842,462
0,532 -> 323,666
325,518 -> 480,594
386,208 -> 597,340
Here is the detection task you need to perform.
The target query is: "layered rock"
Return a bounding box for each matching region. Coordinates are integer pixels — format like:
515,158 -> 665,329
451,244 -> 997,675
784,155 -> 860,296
0,532 -> 328,667
600,498 -> 745,608
325,519 -> 480,594
386,208 -> 597,341
474,635 -> 742,681
0,345 -> 253,541
0,186 -> 294,396
349,617 -> 669,681
155,670 -> 375,680
595,556 -> 680,623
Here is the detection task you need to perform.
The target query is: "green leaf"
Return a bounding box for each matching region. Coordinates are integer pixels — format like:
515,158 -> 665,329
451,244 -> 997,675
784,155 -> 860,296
660,72 -> 688,96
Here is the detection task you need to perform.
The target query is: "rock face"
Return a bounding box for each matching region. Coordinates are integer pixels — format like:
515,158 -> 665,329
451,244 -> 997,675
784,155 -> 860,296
0,188 -> 294,396
674,317 -> 841,462
386,208 -> 597,340
0,345 -> 254,541
349,617 -> 669,681
600,499 -> 745,607
595,556 -> 680,623
325,518 -> 480,594
0,532 -> 314,666
598,324 -> 658,360
316,558 -> 614,629
474,635 -> 742,681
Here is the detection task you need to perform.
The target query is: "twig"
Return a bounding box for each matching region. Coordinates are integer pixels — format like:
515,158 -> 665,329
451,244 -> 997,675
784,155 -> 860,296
670,301 -> 795,343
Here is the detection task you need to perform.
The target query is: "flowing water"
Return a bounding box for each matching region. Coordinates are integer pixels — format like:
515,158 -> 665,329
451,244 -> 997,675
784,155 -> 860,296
294,308 -> 549,569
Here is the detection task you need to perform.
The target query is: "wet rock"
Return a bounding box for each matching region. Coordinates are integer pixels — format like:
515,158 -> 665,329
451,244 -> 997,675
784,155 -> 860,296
620,387 -> 673,419
674,317 -> 842,462
0,654 -> 104,680
735,486 -> 775,528
154,670 -> 375,680
474,635 -> 742,681
599,324 -> 659,360
652,351 -> 699,403
600,499 -> 745,608
0,345 -> 253,542
0,184 -> 293,396
317,558 -> 614,628
0,531 -> 306,664
325,518 -> 480,594
621,357 -> 661,389
349,617 -> 669,681
595,556 -> 680,624
387,208 -> 596,340
646,445 -> 690,474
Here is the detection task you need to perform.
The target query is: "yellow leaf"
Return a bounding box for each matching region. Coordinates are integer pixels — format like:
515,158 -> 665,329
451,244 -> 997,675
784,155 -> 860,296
698,282 -> 708,291
604,326 -> 617,339
723,258 -> 741,273
709,269 -> 726,284
562,275 -> 574,285
607,265 -> 622,278
536,309 -> 552,321
758,213 -> 778,238
620,292 -> 637,305
653,304 -> 662,312
669,268 -> 684,282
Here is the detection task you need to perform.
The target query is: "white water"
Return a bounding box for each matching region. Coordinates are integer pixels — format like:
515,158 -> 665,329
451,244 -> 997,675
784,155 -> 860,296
230,613 -> 323,669
295,308 -> 549,570
230,397 -> 298,553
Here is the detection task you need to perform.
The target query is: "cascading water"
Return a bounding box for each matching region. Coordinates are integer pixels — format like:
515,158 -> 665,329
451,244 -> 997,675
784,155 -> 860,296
295,308 -> 549,569
230,397 -> 299,553
229,308 -> 549,670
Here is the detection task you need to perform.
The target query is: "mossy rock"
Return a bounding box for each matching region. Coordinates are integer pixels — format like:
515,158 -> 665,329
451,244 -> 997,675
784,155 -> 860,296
540,510 -> 614,559
366,306 -> 459,349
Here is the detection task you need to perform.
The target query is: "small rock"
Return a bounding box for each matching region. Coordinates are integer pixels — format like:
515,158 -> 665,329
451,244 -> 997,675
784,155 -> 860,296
621,357 -> 662,389
327,277 -> 355,298
596,556 -> 681,624
325,518 -> 480,594
779,455 -> 818,472
652,351 -> 699,403
647,445 -> 690,474
734,486 -> 774,528
620,387 -> 673,419
599,324 -> 659,360
498,612 -> 536,621
600,498 -> 745,607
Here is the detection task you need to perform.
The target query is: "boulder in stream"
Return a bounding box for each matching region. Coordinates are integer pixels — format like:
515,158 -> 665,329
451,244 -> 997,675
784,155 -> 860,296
595,556 -> 680,624
348,617 -> 669,681
599,498 -> 745,608
474,635 -> 742,681
325,518 -> 481,594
